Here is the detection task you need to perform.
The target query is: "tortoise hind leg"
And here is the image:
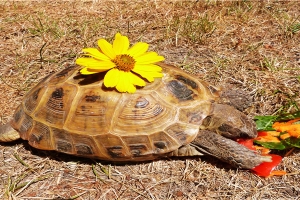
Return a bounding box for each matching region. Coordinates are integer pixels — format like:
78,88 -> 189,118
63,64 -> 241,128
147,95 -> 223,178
191,130 -> 272,169
0,123 -> 20,142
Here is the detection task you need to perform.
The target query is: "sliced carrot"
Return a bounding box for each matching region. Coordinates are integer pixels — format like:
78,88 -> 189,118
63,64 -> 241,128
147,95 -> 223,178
255,135 -> 281,143
280,133 -> 291,140
254,146 -> 271,155
273,118 -> 300,138
257,131 -> 281,143
265,131 -> 281,137
269,170 -> 287,176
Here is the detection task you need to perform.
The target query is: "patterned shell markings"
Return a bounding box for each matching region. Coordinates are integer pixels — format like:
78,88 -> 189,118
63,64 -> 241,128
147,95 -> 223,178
10,63 -> 220,161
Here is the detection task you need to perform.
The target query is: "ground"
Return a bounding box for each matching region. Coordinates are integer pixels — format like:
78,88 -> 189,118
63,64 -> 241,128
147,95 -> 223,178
0,1 -> 300,199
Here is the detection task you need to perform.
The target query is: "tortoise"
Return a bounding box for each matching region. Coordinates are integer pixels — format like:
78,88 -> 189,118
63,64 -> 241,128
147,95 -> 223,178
0,63 -> 271,169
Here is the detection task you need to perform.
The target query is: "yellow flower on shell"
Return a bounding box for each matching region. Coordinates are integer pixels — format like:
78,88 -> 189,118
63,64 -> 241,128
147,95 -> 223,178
76,33 -> 165,93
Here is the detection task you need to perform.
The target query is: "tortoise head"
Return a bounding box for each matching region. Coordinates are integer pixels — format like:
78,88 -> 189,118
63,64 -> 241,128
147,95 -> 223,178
201,103 -> 257,139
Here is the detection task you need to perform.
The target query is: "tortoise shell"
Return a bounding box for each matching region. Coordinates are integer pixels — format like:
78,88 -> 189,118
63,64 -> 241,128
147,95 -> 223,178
10,63 -> 220,161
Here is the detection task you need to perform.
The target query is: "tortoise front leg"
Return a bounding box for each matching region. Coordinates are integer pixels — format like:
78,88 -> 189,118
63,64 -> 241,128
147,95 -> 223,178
191,130 -> 272,169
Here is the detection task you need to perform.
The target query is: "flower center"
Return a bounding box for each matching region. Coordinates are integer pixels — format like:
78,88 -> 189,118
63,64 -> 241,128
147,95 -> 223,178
113,54 -> 135,72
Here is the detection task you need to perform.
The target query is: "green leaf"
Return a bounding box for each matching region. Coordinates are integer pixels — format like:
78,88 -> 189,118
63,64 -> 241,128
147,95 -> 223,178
254,112 -> 300,151
254,140 -> 286,150
254,116 -> 277,131
283,137 -> 300,148
294,121 -> 300,125
276,111 -> 300,121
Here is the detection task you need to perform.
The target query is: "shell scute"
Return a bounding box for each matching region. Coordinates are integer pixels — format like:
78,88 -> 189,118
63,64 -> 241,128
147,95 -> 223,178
12,105 -> 23,124
71,134 -> 98,156
28,121 -> 52,150
106,146 -> 126,159
48,65 -> 77,85
94,134 -> 129,159
174,74 -> 198,89
24,86 -> 46,113
179,102 -> 212,125
156,77 -> 201,106
19,113 -> 33,138
122,135 -> 152,157
65,87 -> 121,133
167,79 -> 195,101
75,143 -> 94,156
12,63 -> 220,161
149,131 -> 180,154
52,127 -> 73,154
11,105 -> 33,140
155,64 -> 217,107
165,123 -> 199,146
112,93 -> 176,135
56,140 -> 72,153
34,83 -> 77,128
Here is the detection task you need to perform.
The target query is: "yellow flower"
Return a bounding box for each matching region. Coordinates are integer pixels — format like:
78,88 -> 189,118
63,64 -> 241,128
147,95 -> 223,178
76,33 -> 165,93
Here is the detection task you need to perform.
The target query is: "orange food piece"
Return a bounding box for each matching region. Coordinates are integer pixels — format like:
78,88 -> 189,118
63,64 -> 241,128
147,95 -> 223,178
269,170 -> 287,177
254,146 -> 271,155
256,131 -> 281,143
273,118 -> 300,138
255,135 -> 281,143
259,131 -> 280,137
280,133 -> 291,140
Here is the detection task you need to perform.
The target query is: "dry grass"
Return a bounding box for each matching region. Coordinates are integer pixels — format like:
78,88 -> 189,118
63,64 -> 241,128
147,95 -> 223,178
0,1 -> 300,199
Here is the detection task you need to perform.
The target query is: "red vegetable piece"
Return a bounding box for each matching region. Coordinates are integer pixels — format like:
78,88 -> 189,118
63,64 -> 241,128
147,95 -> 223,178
237,139 -> 256,150
252,154 -> 282,177
257,131 -> 268,136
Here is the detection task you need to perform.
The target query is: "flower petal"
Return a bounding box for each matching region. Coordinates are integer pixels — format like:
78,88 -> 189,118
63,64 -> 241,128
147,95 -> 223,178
98,39 -> 116,59
80,67 -> 99,75
132,69 -> 163,82
113,33 -> 130,55
115,71 -> 129,93
104,68 -> 120,88
126,85 -> 136,93
82,48 -> 111,61
123,73 -> 137,93
135,52 -> 165,64
133,64 -> 162,72
115,71 -> 142,93
76,58 -> 115,70
127,42 -> 149,58
128,72 -> 146,87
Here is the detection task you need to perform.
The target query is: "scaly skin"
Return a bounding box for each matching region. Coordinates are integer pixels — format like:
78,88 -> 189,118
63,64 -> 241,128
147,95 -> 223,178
174,103 -> 273,169
0,122 -> 20,142
194,103 -> 272,169
192,130 -> 272,169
